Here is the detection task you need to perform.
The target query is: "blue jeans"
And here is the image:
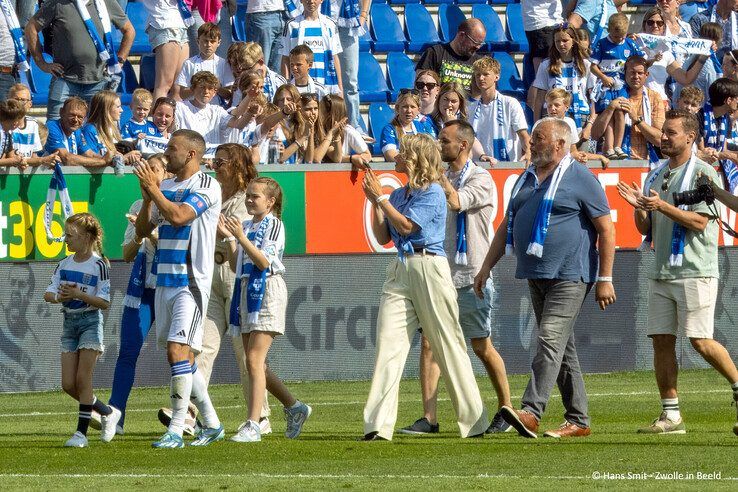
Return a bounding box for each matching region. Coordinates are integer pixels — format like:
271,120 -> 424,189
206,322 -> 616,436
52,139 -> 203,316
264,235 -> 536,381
109,288 -> 155,428
186,10 -> 206,57
47,77 -> 109,120
245,11 -> 285,74
0,73 -> 18,102
338,27 -> 360,129
216,7 -> 235,59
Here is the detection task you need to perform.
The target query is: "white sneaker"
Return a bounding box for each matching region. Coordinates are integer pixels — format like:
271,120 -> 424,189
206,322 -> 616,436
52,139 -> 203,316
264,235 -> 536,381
100,406 -> 122,442
259,417 -> 272,435
89,411 -> 101,431
230,420 -> 261,442
116,424 -> 124,436
64,431 -> 88,448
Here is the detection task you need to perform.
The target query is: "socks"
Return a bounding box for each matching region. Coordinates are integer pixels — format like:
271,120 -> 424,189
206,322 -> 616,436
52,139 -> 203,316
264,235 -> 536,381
92,396 -> 112,416
661,398 -> 681,421
731,381 -> 738,401
77,403 -> 93,435
169,360 -> 193,437
190,362 -> 220,429
287,400 -> 301,411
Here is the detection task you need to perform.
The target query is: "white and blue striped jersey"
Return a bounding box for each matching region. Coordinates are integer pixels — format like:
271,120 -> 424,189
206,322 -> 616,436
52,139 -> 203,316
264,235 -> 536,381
238,214 -> 286,278
153,171 -> 222,296
46,254 -> 111,313
12,118 -> 43,157
590,37 -> 644,79
281,15 -> 343,88
380,119 -> 436,155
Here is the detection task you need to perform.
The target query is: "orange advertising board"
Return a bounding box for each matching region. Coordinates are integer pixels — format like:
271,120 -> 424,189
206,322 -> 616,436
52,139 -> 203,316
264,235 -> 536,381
305,167 -> 738,254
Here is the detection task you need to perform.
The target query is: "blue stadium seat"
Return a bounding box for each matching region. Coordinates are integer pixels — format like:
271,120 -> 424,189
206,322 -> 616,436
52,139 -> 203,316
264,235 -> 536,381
370,4 -> 406,52
405,4 -> 441,53
119,106 -> 133,130
29,54 -> 53,106
492,52 -> 525,99
113,2 -> 152,55
628,0 -> 656,4
368,102 -> 394,155
489,0 -> 518,4
359,28 -> 373,52
232,4 -> 247,42
386,51 -> 415,100
472,4 -> 509,52
424,0 -> 454,5
389,0 -> 419,4
119,60 -> 139,97
505,3 -> 529,53
358,52 -> 390,102
521,52 -> 536,90
464,0 -> 488,4
139,54 -> 156,92
522,102 -> 533,133
438,4 -> 465,44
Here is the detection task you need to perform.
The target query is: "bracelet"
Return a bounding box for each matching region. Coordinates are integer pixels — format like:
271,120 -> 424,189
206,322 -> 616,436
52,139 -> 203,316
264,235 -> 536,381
55,293 -> 60,303
221,236 -> 236,243
375,194 -> 390,204
596,276 -> 613,282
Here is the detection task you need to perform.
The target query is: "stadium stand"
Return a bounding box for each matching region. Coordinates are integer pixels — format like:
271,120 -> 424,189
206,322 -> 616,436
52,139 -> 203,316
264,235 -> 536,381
472,4 -> 510,52
358,52 -> 390,103
370,4 -> 407,52
404,4 -> 441,53
386,51 -> 415,100
438,4 -> 466,43
368,102 -> 394,155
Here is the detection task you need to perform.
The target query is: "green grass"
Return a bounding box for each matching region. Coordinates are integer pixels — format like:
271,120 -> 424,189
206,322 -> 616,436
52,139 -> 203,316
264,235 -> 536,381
0,369 -> 736,490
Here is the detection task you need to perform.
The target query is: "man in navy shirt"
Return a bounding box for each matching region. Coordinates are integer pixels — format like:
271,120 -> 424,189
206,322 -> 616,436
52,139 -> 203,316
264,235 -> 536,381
474,118 -> 616,439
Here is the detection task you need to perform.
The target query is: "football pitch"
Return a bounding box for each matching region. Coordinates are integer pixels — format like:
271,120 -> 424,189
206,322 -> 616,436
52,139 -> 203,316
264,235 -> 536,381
0,369 -> 736,490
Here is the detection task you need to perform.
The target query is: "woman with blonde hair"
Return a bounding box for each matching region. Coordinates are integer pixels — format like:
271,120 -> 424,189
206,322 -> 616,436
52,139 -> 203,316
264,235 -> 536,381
80,91 -> 141,165
360,133 -> 488,441
380,90 -> 436,162
314,94 -> 371,166
430,82 -> 469,131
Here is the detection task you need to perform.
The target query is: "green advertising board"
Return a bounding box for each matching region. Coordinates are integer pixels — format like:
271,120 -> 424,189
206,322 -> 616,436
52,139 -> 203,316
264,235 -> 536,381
0,169 -> 306,261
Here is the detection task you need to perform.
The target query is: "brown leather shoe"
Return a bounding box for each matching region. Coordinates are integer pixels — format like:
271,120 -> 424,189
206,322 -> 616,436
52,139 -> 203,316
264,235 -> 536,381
500,406 -> 538,438
543,421 -> 592,438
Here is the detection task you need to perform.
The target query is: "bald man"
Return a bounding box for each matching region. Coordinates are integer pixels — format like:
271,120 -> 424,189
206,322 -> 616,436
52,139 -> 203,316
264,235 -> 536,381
416,18 -> 486,96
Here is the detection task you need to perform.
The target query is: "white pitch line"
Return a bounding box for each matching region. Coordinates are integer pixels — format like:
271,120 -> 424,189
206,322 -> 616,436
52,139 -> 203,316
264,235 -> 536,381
0,473 -> 735,481
0,389 -> 727,419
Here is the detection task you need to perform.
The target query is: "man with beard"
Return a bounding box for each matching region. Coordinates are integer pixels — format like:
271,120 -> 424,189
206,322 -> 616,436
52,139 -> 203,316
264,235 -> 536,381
618,110 -> 738,436
0,263 -> 45,391
474,118 -> 616,438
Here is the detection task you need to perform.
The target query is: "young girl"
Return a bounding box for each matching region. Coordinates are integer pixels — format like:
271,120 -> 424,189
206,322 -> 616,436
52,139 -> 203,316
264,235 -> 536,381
80,91 -> 142,165
314,94 -> 371,166
530,24 -> 593,129
415,70 -> 441,117
272,84 -> 308,164
44,213 -> 119,447
380,91 -> 436,162
222,177 -> 311,442
429,82 -> 488,160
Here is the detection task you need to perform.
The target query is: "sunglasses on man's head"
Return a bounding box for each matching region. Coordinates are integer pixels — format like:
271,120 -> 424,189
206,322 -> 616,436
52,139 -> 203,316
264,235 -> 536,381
662,169 -> 672,192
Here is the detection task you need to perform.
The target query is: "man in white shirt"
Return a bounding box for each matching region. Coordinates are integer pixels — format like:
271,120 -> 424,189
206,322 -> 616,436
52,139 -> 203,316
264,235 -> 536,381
521,0 -> 564,75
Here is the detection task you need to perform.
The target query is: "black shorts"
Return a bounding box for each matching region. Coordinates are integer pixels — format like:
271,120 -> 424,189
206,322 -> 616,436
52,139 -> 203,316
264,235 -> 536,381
525,26 -> 557,59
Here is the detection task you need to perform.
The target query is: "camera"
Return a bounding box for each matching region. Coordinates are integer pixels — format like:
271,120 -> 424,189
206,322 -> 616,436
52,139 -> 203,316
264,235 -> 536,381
673,175 -> 715,206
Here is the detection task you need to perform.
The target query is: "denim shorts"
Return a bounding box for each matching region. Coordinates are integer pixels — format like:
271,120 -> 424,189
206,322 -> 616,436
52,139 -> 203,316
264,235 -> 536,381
61,310 -> 104,353
146,25 -> 188,50
456,280 -> 494,340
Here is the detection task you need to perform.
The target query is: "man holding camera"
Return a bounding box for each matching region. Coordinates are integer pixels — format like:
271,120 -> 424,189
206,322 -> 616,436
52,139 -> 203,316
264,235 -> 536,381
618,110 -> 738,436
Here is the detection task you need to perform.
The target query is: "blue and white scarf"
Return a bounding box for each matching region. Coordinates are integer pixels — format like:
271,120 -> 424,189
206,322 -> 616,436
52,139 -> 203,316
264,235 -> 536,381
321,0 -> 366,36
123,249 -> 147,308
710,6 -> 738,51
292,16 -> 340,92
229,215 -> 272,335
448,159 -> 472,265
639,156 -> 697,266
703,104 -> 738,192
554,63 -> 590,129
0,0 -> 29,72
471,94 -> 508,161
622,87 -> 661,167
176,0 -> 195,26
505,155 -> 573,257
74,0 -> 121,75
284,0 -> 303,19
45,163 -> 75,243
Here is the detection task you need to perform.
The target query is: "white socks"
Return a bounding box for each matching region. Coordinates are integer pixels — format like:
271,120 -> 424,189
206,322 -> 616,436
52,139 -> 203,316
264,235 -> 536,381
170,360 -> 193,437
191,362 -> 220,429
661,398 -> 681,422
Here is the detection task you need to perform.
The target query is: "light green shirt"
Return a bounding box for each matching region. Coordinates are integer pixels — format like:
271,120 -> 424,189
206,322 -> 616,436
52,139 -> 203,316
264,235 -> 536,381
647,157 -> 719,280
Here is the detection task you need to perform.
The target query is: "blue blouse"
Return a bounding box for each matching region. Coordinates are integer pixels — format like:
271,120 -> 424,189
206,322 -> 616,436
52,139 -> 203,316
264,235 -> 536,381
387,183 -> 447,257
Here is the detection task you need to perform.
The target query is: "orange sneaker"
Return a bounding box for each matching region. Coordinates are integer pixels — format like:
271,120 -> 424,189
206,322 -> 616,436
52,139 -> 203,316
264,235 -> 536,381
543,421 -> 592,438
500,406 -> 538,438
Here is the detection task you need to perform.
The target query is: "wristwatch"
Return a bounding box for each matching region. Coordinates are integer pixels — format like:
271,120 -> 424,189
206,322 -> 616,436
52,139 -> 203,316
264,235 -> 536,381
634,116 -> 644,126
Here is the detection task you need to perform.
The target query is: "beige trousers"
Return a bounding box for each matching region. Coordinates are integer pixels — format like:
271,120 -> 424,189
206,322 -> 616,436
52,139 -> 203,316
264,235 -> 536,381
363,256 -> 488,439
197,261 -> 270,419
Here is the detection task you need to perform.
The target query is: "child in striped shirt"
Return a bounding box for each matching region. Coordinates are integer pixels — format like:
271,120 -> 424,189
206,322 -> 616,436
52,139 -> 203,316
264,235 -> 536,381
44,213 -> 119,447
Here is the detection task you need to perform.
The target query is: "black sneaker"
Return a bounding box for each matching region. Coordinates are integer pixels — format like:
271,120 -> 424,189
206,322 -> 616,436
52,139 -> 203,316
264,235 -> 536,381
397,417 -> 439,435
486,410 -> 512,434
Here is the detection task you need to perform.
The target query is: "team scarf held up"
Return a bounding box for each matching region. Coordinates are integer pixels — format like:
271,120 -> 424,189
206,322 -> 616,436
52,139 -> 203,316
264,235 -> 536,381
176,0 -> 195,26
229,215 -> 273,335
621,87 -> 661,167
448,159 -> 473,265
505,154 -> 574,257
639,156 -> 697,266
703,104 -> 738,192
470,94 -> 509,162
0,0 -> 29,71
45,164 -> 75,243
74,0 -> 121,75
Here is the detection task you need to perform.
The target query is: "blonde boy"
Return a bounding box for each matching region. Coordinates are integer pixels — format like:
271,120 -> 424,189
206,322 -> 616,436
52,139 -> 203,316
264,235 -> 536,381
467,57 -> 530,163
230,42 -> 287,106
676,86 -> 704,115
121,89 -> 158,139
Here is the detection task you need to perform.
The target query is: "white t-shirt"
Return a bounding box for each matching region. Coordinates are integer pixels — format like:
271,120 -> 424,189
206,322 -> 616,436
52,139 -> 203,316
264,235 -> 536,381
532,59 -> 591,94
281,16 -> 343,87
238,214 -> 286,277
342,125 -> 369,155
646,49 -> 675,102
521,0 -> 563,32
175,100 -> 233,145
46,254 -> 111,313
0,11 -> 15,66
532,116 -> 579,143
142,0 -> 186,30
468,94 -> 528,161
292,76 -> 332,99
12,118 -> 43,157
176,54 -> 235,88
153,171 -> 222,295
246,0 -> 285,14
